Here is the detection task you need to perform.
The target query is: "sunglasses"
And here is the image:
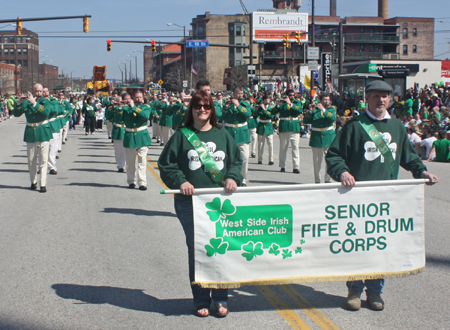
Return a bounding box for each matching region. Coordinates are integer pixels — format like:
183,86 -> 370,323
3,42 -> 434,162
192,103 -> 212,110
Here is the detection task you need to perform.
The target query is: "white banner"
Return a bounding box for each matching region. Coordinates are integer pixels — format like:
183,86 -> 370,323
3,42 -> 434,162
252,12 -> 309,43
192,180 -> 425,288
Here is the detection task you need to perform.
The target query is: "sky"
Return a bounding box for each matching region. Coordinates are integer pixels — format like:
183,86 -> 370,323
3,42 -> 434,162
2,0 -> 449,82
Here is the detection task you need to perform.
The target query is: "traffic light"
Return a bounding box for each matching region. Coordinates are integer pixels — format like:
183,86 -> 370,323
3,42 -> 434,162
295,31 -> 302,44
16,17 -> 23,35
283,34 -> 290,48
107,39 -> 111,52
151,40 -> 156,53
83,17 -> 89,33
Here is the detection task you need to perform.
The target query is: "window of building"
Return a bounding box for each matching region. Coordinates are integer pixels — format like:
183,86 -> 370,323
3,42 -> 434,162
403,45 -> 408,55
23,49 -> 27,55
236,26 -> 241,36
242,27 -> 246,36
236,43 -> 241,53
360,28 -> 364,34
413,45 -> 417,53
23,60 -> 28,67
369,45 -> 374,52
236,60 -> 241,66
403,28 -> 408,38
9,60 -> 14,64
360,44 -> 364,52
18,60 -> 22,66
413,28 -> 417,36
9,37 -> 14,43
10,49 -> 14,55
17,49 -> 22,55
229,26 -> 234,34
4,49 -> 9,55
17,37 -> 22,43
369,28 -> 374,37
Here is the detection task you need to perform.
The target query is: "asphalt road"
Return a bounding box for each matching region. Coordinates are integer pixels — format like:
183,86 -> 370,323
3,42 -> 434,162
0,116 -> 449,330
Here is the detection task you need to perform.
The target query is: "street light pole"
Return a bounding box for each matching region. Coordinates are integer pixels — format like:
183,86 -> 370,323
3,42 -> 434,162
128,54 -> 138,81
167,22 -> 187,88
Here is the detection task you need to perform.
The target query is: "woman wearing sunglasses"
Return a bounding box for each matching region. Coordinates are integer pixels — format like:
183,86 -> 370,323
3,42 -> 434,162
158,91 -> 243,318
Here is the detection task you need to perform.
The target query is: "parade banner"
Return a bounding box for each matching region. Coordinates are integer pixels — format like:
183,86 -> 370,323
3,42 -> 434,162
190,180 -> 425,288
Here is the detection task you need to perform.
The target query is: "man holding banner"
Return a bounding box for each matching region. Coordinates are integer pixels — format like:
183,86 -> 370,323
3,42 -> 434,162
326,80 -> 438,311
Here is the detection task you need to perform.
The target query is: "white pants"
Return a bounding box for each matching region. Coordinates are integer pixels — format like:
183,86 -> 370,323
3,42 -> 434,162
58,128 -> 63,151
312,147 -> 331,183
279,132 -> 300,170
113,140 -> 126,170
106,120 -> 113,138
153,123 -> 161,140
48,132 -> 59,171
27,141 -> 49,187
249,128 -> 257,156
238,143 -> 249,185
161,126 -> 173,144
125,146 -> 148,187
62,122 -> 69,144
258,133 -> 274,162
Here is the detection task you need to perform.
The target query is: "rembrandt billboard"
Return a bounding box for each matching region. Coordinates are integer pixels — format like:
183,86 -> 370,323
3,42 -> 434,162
252,12 -> 309,43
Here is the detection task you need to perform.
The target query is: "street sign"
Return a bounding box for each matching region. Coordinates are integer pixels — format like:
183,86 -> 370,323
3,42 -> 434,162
186,40 -> 209,48
158,79 -> 164,85
183,80 -> 188,88
307,61 -> 319,71
248,65 -> 256,77
307,47 -> 320,60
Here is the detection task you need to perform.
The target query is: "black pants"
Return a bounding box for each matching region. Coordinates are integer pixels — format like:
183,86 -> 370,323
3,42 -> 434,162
85,116 -> 96,133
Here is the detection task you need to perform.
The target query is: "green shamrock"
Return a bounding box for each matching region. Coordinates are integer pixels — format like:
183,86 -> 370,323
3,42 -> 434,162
300,239 -> 305,245
295,247 -> 302,254
205,238 -> 229,257
268,243 -> 281,256
282,249 -> 292,259
241,241 -> 264,261
205,197 -> 236,222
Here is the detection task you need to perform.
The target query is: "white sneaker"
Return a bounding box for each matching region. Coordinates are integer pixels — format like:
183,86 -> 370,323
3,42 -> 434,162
91,132 -> 95,135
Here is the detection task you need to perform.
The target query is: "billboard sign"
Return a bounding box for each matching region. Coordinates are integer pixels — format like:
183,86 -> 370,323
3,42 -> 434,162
322,52 -> 332,86
252,12 -> 308,43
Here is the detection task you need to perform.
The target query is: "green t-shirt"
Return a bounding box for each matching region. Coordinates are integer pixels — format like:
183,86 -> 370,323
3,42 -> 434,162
432,139 -> 450,162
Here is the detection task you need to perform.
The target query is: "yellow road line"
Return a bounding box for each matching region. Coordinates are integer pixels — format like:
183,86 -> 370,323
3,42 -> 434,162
256,286 -> 312,330
279,285 -> 340,330
146,154 -> 339,330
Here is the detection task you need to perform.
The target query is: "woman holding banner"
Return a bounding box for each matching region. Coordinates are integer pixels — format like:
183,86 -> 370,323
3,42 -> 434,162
158,91 -> 243,318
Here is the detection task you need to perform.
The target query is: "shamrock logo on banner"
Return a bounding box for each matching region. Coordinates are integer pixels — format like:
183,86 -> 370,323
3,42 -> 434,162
241,241 -> 264,261
205,238 -> 229,257
205,197 -> 236,221
364,132 -> 397,163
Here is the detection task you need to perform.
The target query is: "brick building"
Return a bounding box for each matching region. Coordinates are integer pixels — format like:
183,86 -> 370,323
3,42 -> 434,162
0,29 -> 39,93
0,62 -> 20,94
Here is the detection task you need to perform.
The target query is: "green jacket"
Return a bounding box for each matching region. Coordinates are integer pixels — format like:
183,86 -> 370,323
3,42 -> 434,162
46,97 -> 62,133
303,106 -> 336,148
247,105 -> 258,129
158,100 -> 172,127
167,102 -> 187,130
256,104 -> 274,136
402,99 -> 413,116
222,100 -> 252,144
14,98 -> 53,142
272,100 -> 302,133
214,100 -> 223,122
122,103 -> 152,149
60,100 -> 73,124
82,103 -> 96,118
326,113 -> 427,182
111,106 -> 125,141
158,126 -> 243,197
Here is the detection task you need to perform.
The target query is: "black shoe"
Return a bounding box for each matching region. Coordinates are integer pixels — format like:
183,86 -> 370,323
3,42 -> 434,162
257,161 -> 262,164
269,161 -> 274,165
58,150 -> 61,153
49,169 -> 57,175
55,155 -> 59,159
108,136 -> 111,139
128,184 -> 136,189
156,140 -> 160,143
242,183 -> 247,187
251,153 -> 256,158
139,186 -> 147,191
118,168 -> 124,173
40,186 -> 47,193
37,169 -> 40,174
31,183 -> 37,190
62,142 -> 65,145
160,142 -> 164,146
280,168 -> 285,172
293,169 -> 300,174
65,138 -> 67,141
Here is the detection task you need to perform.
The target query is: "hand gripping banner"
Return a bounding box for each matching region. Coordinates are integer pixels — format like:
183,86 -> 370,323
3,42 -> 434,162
182,180 -> 426,288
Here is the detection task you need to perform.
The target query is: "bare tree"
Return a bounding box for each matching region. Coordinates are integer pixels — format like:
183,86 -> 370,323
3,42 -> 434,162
0,71 -> 15,94
228,69 -> 247,91
164,62 -> 185,92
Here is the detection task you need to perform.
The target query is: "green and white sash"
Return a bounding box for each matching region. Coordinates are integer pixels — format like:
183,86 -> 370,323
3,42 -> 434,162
357,113 -> 398,179
180,127 -> 225,184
